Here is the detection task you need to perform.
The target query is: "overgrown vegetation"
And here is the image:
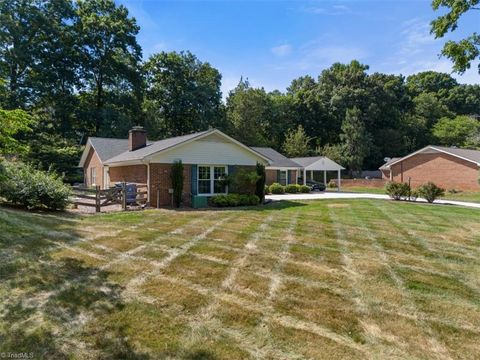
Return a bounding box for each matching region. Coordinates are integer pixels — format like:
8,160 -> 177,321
255,162 -> 266,202
0,160 -> 71,210
1,200 -> 479,358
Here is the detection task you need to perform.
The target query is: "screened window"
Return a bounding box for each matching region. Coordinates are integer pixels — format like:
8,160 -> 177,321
197,166 -> 228,195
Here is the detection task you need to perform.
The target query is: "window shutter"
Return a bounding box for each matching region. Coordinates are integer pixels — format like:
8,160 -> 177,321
191,165 -> 198,195
276,170 -> 280,183
228,165 -> 236,176
287,170 -> 291,184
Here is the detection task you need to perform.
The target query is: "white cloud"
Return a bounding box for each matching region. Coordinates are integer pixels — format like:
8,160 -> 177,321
301,4 -> 352,15
271,44 -> 292,57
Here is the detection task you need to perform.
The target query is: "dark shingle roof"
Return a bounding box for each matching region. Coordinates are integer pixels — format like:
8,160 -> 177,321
432,146 -> 480,164
104,130 -> 212,164
89,137 -> 129,163
251,147 -> 302,168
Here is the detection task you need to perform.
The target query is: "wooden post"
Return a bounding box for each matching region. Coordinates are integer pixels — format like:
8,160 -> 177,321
156,187 -> 160,208
122,182 -> 127,211
95,185 -> 101,213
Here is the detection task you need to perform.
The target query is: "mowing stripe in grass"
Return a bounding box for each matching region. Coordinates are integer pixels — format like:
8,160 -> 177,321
122,216 -> 232,302
349,202 -> 453,359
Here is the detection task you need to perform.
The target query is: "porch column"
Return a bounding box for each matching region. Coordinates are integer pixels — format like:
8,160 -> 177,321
303,168 -> 306,185
323,170 -> 327,185
310,170 -> 313,180
337,170 -> 341,192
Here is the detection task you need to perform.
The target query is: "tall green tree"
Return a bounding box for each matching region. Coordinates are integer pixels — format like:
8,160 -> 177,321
226,79 -> 271,146
143,51 -> 224,138
0,108 -> 34,154
431,0 -> 480,74
433,115 -> 480,147
75,0 -> 142,135
340,107 -> 371,172
282,125 -> 312,157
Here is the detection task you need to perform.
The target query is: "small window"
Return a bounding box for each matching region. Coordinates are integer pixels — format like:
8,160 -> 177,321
91,167 -> 97,186
279,170 -> 287,186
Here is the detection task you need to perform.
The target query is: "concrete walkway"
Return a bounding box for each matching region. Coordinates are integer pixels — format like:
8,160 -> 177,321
266,192 -> 480,209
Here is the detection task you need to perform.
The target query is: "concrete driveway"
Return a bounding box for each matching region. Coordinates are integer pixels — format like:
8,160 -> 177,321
266,192 -> 480,209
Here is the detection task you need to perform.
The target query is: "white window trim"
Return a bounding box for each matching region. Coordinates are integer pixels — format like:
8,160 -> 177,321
197,165 -> 228,196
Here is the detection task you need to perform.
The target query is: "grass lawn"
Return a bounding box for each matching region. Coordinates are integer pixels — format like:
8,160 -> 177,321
1,200 -> 479,359
332,186 -> 480,203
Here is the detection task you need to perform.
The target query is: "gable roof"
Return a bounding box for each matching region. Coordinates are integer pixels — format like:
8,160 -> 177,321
387,145 -> 480,168
78,137 -> 129,167
251,147 -> 301,168
291,156 -> 345,171
379,157 -> 401,170
99,129 -> 271,165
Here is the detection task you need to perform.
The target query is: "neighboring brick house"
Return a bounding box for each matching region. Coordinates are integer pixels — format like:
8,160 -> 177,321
379,146 -> 480,190
78,127 -> 270,207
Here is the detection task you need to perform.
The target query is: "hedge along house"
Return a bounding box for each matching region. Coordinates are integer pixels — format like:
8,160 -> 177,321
380,145 -> 480,191
251,147 -> 303,186
78,127 -> 270,207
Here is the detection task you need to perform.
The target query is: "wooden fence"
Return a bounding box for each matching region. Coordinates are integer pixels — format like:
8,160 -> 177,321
72,183 -> 148,212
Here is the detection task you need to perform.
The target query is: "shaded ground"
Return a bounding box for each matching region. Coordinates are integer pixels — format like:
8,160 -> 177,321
1,200 -> 479,359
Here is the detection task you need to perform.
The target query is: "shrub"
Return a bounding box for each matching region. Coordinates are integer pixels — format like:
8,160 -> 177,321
228,168 -> 260,195
385,182 -> 410,200
299,185 -> 310,193
327,180 -> 337,188
269,182 -> 285,194
209,193 -> 259,207
417,182 -> 445,203
0,160 -> 71,210
255,162 -> 266,202
285,184 -> 300,193
410,189 -> 419,202
264,184 -> 269,195
170,160 -> 184,207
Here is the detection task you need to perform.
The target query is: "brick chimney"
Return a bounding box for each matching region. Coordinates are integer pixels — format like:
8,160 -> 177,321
129,126 -> 147,151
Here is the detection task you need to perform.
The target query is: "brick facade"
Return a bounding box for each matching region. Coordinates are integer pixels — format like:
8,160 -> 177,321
109,165 -> 148,186
150,164 -> 192,207
390,153 -> 479,190
265,169 -> 298,185
84,148 -> 104,188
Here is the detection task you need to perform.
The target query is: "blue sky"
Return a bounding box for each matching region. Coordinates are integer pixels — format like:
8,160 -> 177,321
118,0 -> 479,96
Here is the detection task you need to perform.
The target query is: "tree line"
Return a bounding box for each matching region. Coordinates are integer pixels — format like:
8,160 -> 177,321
1,0 -> 479,182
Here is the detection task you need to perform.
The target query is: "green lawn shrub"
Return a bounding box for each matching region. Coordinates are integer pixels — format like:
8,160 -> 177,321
0,160 -> 71,210
385,181 -> 410,200
417,182 -> 445,203
209,194 -> 260,207
269,182 -> 285,194
285,184 -> 300,193
299,185 -> 310,193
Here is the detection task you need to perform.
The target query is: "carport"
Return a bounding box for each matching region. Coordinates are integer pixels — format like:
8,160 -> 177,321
291,156 -> 345,191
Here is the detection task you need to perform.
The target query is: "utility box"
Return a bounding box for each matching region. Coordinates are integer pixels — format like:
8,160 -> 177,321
191,195 -> 208,208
